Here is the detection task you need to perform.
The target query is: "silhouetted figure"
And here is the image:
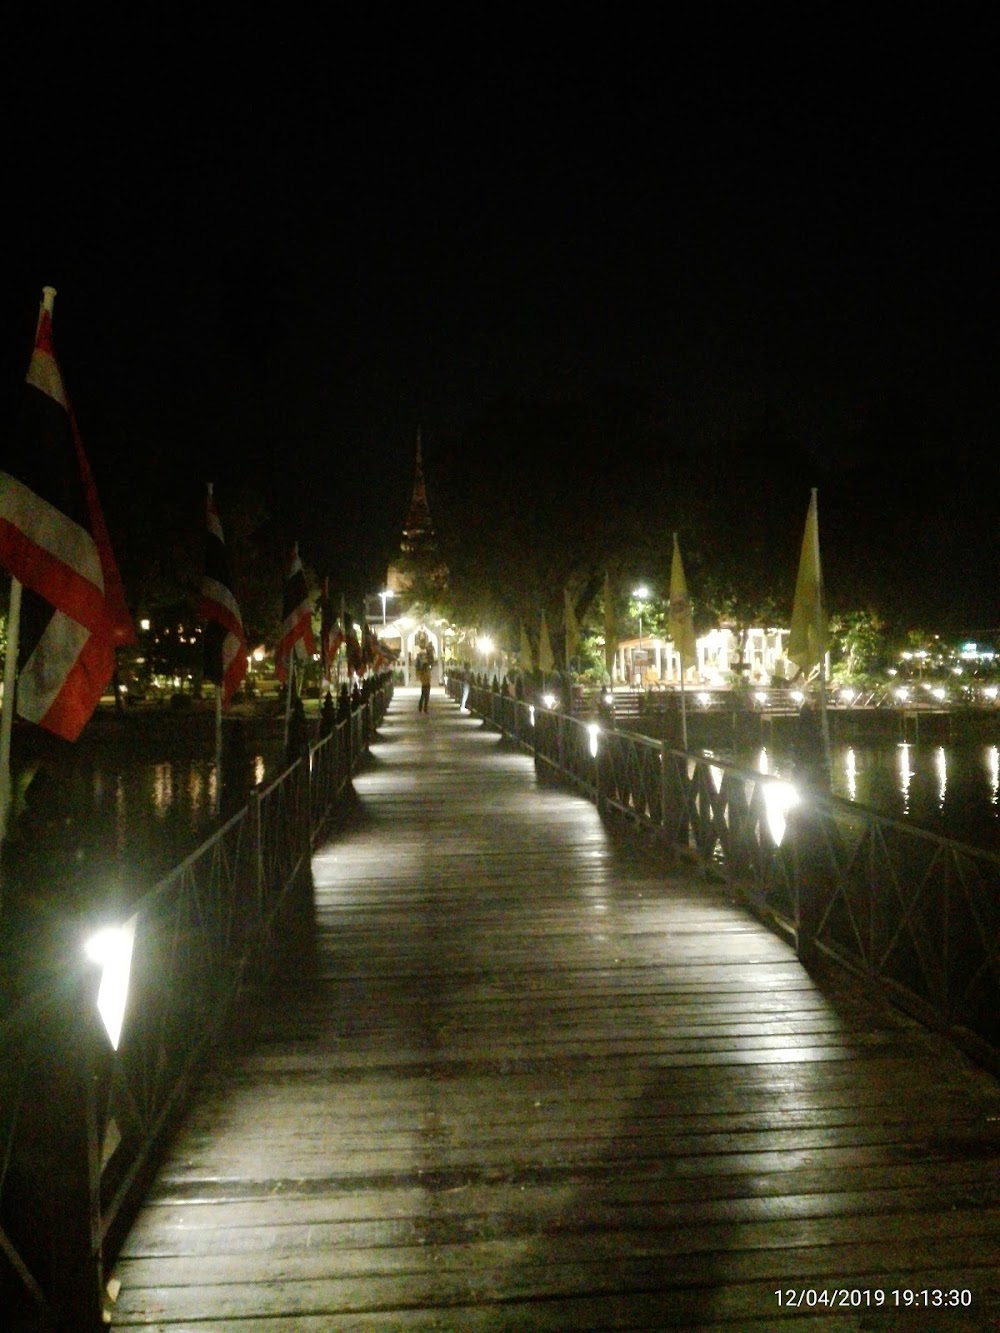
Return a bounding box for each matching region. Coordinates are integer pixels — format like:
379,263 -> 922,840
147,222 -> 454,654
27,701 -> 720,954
319,690 -> 335,738
286,694 -> 307,765
416,648 -> 432,712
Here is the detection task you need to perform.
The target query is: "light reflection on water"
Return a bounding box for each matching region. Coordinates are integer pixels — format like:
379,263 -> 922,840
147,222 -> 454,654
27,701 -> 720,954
9,752 -> 274,906
754,740 -> 999,850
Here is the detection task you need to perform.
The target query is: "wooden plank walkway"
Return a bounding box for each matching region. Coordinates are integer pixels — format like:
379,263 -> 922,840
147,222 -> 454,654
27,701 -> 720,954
109,686 -> 1000,1330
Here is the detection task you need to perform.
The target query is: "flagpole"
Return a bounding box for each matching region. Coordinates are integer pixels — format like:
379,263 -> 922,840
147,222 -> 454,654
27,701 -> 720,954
283,655 -> 294,753
679,652 -> 688,751
811,488 -> 832,784
213,682 -> 222,819
0,576 -> 23,904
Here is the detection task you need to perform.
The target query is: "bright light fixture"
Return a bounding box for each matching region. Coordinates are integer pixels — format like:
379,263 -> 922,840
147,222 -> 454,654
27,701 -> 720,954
84,917 -> 138,1050
587,723 -> 600,757
762,780 -> 799,846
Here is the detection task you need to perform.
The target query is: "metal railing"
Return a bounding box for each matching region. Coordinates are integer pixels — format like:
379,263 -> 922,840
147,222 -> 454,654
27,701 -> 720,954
0,681 -> 391,1329
451,677 -> 1000,1072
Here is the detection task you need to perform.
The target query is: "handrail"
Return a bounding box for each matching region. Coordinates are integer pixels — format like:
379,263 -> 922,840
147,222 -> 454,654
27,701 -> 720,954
450,676 -> 1000,1074
0,679 -> 392,1329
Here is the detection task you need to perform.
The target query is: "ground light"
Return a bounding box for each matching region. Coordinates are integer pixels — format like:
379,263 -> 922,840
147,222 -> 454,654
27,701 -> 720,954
84,917 -> 137,1050
762,780 -> 799,846
587,723 -> 600,758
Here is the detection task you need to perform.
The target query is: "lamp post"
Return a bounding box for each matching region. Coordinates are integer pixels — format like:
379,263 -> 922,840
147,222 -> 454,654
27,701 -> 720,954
478,633 -> 494,680
379,588 -> 393,626
632,586 -> 649,647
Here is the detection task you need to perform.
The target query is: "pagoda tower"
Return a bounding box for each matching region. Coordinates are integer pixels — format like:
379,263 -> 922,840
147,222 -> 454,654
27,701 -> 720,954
387,429 -> 448,595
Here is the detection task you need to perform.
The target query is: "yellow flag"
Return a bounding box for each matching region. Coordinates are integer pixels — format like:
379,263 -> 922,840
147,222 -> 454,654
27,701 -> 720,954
538,610 -> 555,674
668,533 -> 697,670
603,572 -> 617,675
519,620 -> 534,673
564,587 -> 580,664
788,488 -> 828,673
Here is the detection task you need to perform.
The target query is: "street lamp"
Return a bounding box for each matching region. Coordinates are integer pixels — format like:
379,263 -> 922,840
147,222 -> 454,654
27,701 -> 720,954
632,586 -> 649,646
379,588 -> 393,626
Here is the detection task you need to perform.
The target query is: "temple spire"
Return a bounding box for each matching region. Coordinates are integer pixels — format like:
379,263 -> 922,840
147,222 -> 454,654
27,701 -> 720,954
386,427 -> 448,596
401,426 -> 435,555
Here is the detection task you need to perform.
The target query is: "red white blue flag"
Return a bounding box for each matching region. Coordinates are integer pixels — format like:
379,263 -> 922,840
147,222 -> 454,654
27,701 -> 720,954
344,610 -> 363,678
197,483 -> 247,706
0,287 -> 134,740
275,542 -> 315,683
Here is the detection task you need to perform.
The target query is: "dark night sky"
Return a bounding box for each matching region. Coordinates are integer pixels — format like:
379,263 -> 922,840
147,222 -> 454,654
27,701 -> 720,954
1,27 -> 997,635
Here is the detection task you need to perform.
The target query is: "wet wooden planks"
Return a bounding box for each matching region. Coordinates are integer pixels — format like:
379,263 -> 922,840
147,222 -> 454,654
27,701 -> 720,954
110,686 -> 1000,1329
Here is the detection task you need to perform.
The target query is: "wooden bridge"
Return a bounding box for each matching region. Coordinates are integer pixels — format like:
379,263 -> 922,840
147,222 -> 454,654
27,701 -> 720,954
102,685 -> 1000,1329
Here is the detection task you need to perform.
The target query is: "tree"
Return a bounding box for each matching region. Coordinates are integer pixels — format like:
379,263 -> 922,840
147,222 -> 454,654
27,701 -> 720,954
829,609 -> 888,682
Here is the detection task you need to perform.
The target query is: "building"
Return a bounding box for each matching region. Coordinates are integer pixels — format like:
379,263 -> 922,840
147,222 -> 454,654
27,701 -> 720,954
374,432 -> 453,684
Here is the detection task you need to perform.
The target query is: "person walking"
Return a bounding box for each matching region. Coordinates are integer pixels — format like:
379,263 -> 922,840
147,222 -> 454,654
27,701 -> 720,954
416,647 -> 432,713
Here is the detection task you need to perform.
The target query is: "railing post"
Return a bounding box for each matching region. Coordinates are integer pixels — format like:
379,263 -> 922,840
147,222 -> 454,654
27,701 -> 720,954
47,979 -> 106,1331
660,739 -> 668,834
790,804 -> 823,970
250,787 -> 265,927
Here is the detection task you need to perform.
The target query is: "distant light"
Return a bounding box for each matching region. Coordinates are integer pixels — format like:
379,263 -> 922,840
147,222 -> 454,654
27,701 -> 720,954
477,634 -> 494,656
754,691 -> 768,705
895,687 -> 910,702
697,692 -> 711,707
790,690 -> 805,704
542,692 -> 557,709
84,917 -> 138,1050
984,686 -> 998,701
253,647 -> 265,662
632,585 -> 649,599
840,687 -> 856,703
139,618 -> 151,632
931,687 -> 946,701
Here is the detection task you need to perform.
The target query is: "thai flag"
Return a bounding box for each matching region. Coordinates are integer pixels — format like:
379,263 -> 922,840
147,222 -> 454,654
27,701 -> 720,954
344,611 -> 363,678
275,542 -> 315,683
197,483 -> 247,706
0,287 -> 134,740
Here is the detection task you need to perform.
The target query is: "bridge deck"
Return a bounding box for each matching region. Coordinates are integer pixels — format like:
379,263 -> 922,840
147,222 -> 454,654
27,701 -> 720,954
110,687 -> 1000,1329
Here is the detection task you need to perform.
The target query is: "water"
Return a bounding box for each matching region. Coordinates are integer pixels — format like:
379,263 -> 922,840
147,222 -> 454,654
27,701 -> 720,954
4,732 -> 997,929
748,740 -> 1000,852
2,750 -> 276,920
